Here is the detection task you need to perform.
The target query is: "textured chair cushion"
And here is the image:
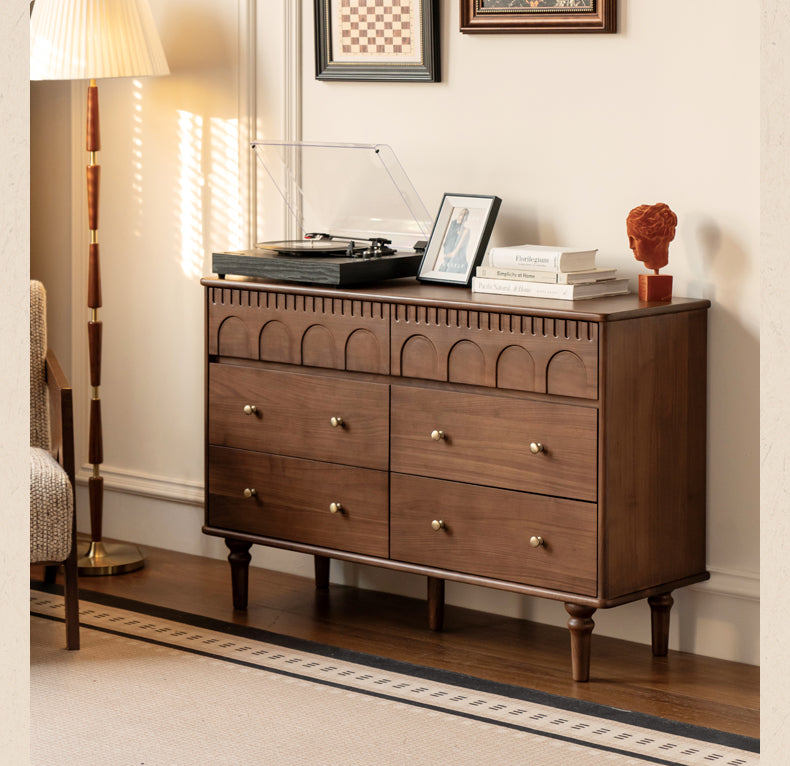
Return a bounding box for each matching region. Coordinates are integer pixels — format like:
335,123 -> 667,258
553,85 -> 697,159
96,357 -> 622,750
30,446 -> 73,563
30,280 -> 50,451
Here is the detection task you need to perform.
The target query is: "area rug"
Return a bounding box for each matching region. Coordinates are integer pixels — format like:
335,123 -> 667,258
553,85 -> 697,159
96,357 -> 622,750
30,585 -> 759,766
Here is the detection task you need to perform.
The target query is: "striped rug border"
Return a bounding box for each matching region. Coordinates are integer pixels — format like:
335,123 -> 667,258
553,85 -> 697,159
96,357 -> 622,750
31,581 -> 758,761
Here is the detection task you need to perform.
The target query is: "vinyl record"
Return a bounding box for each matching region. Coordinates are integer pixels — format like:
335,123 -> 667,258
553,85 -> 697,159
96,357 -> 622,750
258,239 -> 368,257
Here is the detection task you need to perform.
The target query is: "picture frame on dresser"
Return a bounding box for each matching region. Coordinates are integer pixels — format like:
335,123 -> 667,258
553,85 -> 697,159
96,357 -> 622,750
314,0 -> 440,82
460,0 -> 617,34
417,193 -> 502,286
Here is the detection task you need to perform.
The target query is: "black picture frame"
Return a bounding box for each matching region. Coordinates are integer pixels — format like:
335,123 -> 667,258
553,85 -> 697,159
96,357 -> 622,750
460,0 -> 616,34
418,193 -> 502,287
315,0 -> 440,82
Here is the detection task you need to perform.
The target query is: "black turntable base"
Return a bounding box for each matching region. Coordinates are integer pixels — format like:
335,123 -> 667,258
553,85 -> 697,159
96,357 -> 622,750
212,247 -> 422,286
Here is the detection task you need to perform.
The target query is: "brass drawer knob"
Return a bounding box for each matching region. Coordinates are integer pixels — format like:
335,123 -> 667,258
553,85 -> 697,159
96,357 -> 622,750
243,404 -> 257,416
243,488 -> 257,499
529,535 -> 544,548
431,519 -> 445,531
330,416 -> 344,428
329,502 -> 343,514
529,442 -> 544,454
430,429 -> 445,441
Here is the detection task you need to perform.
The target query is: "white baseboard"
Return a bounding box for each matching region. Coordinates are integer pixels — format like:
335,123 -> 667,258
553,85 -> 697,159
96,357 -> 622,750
689,565 -> 760,601
77,464 -> 204,507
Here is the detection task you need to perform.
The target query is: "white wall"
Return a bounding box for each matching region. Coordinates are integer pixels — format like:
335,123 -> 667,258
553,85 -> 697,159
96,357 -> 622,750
30,1 -> 760,666
3,1 -> 30,761
761,0 -> 790,759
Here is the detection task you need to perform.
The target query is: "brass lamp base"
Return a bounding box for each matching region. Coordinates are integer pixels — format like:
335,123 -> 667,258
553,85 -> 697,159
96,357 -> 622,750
78,541 -> 146,576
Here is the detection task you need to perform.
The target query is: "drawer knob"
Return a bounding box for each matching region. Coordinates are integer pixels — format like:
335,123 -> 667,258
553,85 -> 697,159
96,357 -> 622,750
431,519 -> 446,531
529,442 -> 544,454
329,502 -> 343,514
529,535 -> 544,548
243,488 -> 257,499
430,429 -> 445,441
330,416 -> 344,428
243,404 -> 257,416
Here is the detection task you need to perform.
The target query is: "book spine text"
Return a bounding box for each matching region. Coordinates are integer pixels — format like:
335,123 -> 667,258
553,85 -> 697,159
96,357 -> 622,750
472,277 -> 573,298
475,266 -> 558,283
488,251 -> 563,270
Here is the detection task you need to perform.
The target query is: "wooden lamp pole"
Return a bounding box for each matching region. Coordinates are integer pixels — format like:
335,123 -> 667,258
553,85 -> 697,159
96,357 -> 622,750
78,80 -> 145,576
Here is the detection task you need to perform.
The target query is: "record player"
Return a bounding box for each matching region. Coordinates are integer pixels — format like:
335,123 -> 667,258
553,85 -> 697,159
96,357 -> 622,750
212,141 -> 432,286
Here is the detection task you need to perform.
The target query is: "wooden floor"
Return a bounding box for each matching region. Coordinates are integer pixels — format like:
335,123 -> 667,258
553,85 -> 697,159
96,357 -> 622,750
33,540 -> 759,740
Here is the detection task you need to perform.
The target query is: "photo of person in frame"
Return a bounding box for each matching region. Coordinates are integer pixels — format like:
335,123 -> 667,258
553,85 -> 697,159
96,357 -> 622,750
436,207 -> 471,273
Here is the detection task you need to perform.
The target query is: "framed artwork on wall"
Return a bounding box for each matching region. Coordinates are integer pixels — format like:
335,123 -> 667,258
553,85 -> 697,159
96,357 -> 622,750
460,0 -> 616,34
315,0 -> 440,82
418,193 -> 502,286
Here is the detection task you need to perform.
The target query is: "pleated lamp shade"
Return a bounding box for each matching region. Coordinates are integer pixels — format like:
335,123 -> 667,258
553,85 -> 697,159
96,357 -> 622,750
30,0 -> 170,81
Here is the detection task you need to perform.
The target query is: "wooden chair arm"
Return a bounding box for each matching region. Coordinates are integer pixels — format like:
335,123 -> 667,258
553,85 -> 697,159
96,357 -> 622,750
45,348 -> 76,490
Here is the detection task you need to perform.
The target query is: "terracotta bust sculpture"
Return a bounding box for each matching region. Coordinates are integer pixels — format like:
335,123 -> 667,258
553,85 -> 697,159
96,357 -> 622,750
626,203 -> 677,301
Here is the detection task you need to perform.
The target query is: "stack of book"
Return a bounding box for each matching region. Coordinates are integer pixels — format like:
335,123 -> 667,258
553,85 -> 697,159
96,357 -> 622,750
472,244 -> 630,300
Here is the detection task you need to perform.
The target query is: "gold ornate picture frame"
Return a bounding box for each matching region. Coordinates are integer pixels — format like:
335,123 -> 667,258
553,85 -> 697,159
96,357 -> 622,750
315,0 -> 440,82
460,0 -> 616,34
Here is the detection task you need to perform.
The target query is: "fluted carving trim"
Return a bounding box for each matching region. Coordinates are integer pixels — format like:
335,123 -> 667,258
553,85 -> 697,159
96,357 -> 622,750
209,287 -> 387,320
392,304 -> 597,342
208,287 -> 390,374
392,304 -> 598,398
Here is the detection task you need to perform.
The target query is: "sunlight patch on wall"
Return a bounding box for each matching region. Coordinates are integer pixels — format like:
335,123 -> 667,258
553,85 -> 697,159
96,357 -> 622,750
208,117 -> 243,254
176,111 -> 242,279
131,80 -> 146,237
177,109 -> 205,279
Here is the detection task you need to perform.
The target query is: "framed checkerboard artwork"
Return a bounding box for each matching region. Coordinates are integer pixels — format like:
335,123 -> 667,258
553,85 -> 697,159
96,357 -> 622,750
460,0 -> 616,34
315,0 -> 440,81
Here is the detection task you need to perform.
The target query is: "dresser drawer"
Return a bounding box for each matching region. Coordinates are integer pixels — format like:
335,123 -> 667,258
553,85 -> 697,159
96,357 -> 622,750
206,285 -> 390,373
209,364 -> 389,470
390,474 -> 597,595
207,446 -> 389,557
390,386 -> 597,501
390,304 -> 599,399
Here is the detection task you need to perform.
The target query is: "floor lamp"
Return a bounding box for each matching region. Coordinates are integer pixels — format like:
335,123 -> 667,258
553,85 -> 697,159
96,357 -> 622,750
31,0 -> 169,575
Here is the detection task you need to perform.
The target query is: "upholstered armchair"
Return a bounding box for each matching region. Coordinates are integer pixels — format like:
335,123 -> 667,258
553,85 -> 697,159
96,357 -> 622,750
30,280 -> 79,649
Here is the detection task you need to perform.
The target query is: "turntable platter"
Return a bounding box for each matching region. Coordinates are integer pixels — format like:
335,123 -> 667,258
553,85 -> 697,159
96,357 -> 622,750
257,239 -> 369,257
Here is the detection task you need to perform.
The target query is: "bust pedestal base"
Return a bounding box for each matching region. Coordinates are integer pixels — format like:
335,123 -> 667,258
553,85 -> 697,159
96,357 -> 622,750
639,273 -> 673,302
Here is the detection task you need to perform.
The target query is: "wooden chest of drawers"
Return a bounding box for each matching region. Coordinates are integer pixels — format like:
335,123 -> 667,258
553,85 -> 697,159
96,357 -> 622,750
201,277 -> 709,681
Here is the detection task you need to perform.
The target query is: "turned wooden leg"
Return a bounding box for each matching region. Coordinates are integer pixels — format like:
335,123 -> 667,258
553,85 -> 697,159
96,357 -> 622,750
427,576 -> 445,631
648,592 -> 674,657
565,603 -> 596,682
225,538 -> 252,610
314,555 -> 330,590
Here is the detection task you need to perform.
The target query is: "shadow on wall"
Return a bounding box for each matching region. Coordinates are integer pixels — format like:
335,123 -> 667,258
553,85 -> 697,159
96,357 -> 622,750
682,215 -> 752,304
160,3 -> 232,72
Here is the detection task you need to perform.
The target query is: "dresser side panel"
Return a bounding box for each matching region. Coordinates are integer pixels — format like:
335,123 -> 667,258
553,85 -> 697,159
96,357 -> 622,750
600,310 -> 708,598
